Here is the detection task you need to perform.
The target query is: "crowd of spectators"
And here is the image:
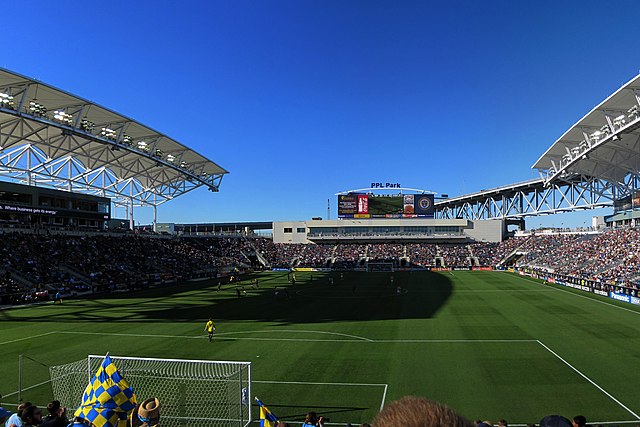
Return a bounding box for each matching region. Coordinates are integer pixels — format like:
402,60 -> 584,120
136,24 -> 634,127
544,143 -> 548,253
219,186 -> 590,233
4,226 -> 640,307
0,396 -> 602,427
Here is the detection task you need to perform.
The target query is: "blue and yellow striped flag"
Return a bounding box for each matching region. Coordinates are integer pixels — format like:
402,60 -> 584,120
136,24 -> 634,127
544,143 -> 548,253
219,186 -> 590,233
255,397 -> 278,427
74,355 -> 137,427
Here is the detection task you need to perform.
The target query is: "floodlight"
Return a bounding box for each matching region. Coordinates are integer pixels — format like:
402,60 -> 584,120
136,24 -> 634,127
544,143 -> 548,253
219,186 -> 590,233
53,110 -> 73,125
80,118 -> 95,132
101,127 -> 117,139
154,149 -> 164,158
29,100 -> 47,117
137,141 -> 149,151
0,92 -> 14,109
628,105 -> 639,120
122,134 -> 133,146
180,161 -> 189,168
613,114 -> 626,127
589,130 -> 601,141
166,154 -> 175,163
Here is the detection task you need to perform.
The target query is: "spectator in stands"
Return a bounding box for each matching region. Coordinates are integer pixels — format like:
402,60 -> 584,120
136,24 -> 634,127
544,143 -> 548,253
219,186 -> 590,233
302,412 -> 324,427
129,398 -> 160,427
39,401 -> 67,427
0,407 -> 11,427
6,402 -> 31,427
539,415 -> 572,427
19,406 -> 42,427
571,416 -> 586,427
372,396 -> 473,427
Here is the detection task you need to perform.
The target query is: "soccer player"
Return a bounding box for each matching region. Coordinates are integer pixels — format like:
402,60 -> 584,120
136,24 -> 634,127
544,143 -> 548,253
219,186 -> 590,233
204,318 -> 216,342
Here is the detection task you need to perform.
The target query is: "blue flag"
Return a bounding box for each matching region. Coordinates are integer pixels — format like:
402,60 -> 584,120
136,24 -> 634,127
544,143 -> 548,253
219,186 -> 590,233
74,355 -> 137,427
255,397 -> 278,427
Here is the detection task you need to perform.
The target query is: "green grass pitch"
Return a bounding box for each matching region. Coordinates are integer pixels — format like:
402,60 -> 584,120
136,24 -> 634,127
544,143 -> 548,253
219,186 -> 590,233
2,271 -> 640,425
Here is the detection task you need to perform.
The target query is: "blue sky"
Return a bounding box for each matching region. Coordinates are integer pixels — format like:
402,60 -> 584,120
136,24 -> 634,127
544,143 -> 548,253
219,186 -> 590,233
4,1 -> 639,227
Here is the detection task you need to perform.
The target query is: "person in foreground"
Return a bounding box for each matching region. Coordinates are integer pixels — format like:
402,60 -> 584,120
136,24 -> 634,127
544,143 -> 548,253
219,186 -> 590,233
371,396 -> 473,427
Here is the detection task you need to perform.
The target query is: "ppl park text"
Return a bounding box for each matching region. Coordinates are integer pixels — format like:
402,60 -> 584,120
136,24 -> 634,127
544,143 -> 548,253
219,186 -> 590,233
371,182 -> 401,189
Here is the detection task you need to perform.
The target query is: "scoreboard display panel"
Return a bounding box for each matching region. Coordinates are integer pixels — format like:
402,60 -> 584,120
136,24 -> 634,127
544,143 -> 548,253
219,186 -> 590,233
338,194 -> 434,218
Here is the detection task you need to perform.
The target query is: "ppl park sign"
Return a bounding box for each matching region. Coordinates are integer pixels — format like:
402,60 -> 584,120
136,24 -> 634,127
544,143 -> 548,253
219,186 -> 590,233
371,182 -> 401,189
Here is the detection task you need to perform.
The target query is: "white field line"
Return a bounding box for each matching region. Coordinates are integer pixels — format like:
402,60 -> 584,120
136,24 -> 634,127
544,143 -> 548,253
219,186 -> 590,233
375,339 -> 537,343
0,331 -> 57,346
516,275 -> 640,316
380,383 -> 388,411
55,330 -> 537,344
3,378 -> 52,397
215,329 -> 374,342
254,379 -> 387,387
537,340 -> 640,420
254,379 -> 388,421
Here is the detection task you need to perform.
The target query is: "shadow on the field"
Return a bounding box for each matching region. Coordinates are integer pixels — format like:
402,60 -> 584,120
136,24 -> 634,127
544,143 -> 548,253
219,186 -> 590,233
0,271 -> 453,324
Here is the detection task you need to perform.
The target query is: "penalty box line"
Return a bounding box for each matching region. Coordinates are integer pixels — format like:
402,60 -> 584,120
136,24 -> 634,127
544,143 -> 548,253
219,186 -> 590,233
536,340 -> 640,420
255,379 -> 388,414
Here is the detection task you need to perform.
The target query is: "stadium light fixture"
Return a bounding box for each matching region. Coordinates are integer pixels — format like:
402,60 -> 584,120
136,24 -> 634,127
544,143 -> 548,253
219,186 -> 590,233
80,118 -> 95,132
629,105 -> 639,120
613,114 -> 626,127
137,141 -> 149,152
53,110 -> 73,125
0,92 -> 14,109
29,100 -> 47,117
166,154 -> 175,163
180,161 -> 189,169
101,127 -> 117,140
154,149 -> 164,158
589,130 -> 601,142
122,134 -> 133,146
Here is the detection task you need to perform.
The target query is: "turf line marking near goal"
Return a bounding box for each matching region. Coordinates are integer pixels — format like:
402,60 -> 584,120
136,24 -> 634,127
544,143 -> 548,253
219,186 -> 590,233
375,339 -> 537,343
0,331 -> 57,346
254,380 -> 387,387
516,275 -> 640,316
215,329 -> 374,342
380,383 -> 388,411
255,379 -> 389,417
536,340 -> 640,420
3,378 -> 52,398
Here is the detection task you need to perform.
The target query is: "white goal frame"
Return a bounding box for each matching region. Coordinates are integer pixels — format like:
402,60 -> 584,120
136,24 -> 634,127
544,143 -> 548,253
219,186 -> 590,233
50,355 -> 252,427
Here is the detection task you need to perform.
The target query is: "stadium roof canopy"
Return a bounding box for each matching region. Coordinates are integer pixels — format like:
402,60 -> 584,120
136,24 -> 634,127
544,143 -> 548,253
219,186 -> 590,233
533,73 -> 640,188
0,68 -> 228,207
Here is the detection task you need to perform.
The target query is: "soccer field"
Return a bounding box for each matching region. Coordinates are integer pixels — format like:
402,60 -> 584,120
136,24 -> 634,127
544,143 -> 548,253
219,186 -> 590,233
1,271 -> 640,425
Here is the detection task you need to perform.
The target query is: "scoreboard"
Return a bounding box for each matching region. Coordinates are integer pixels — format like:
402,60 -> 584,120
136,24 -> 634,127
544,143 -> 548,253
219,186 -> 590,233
338,194 -> 434,218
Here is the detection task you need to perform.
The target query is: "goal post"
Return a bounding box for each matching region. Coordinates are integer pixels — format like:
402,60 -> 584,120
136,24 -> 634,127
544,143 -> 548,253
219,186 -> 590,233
50,355 -> 251,427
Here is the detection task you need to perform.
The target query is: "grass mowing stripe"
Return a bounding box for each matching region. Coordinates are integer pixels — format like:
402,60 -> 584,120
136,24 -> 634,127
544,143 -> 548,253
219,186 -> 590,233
536,340 -> 640,420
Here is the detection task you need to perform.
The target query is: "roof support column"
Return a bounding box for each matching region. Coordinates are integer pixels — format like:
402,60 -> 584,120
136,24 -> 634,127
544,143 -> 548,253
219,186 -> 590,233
153,193 -> 157,233
129,197 -> 134,232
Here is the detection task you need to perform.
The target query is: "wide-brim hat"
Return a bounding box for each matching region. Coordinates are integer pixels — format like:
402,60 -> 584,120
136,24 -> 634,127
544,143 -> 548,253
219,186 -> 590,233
129,398 -> 160,427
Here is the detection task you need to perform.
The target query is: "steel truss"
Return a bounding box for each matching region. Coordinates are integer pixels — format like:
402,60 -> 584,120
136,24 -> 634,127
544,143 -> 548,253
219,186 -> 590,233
0,71 -> 227,211
434,176 -> 633,220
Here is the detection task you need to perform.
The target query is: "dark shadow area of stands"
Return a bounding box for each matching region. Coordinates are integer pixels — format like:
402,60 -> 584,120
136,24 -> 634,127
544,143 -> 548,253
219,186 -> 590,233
0,271 -> 453,324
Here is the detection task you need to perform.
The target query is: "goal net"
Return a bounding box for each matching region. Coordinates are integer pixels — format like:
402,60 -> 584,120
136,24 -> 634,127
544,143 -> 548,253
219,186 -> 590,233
367,262 -> 394,272
50,355 -> 251,427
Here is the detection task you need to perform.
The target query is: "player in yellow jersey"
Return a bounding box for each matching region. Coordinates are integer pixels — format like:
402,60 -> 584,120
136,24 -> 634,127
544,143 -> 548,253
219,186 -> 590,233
204,317 -> 216,342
